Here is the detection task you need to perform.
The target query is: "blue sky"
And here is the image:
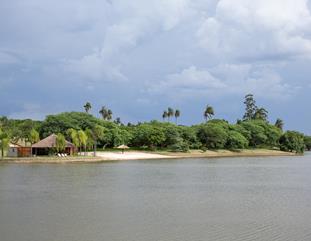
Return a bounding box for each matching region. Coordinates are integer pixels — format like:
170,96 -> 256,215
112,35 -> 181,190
0,0 -> 311,134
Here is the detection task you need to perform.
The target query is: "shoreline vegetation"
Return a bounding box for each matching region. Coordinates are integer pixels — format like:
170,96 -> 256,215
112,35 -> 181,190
1,94 -> 310,162
1,149 -> 298,163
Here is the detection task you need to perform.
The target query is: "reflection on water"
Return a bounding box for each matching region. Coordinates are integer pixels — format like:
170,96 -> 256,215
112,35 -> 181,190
1,153 -> 311,241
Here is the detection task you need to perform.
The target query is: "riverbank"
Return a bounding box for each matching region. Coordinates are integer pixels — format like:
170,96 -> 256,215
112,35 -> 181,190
0,149 -> 297,163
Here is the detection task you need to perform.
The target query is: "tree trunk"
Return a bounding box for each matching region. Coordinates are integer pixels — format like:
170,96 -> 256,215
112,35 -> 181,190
94,140 -> 97,157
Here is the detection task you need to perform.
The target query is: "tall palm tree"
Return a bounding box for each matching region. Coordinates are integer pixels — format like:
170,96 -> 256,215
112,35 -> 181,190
77,130 -> 88,156
84,102 -> 92,113
175,109 -> 180,124
162,111 -> 168,122
204,105 -> 214,122
99,106 -> 107,120
254,108 -> 268,121
99,106 -> 112,120
275,118 -> 284,130
168,107 -> 174,122
107,109 -> 113,121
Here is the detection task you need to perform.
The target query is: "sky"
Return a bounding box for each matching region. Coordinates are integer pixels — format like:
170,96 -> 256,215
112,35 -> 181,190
0,0 -> 311,134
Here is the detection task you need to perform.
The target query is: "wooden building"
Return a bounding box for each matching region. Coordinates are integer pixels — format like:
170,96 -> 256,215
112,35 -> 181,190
32,134 -> 76,156
7,143 -> 32,157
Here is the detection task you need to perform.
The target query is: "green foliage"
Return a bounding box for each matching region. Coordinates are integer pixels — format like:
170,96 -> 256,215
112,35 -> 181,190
240,121 -> 268,147
99,106 -> 113,121
279,131 -> 305,153
197,123 -> 228,149
77,130 -> 88,149
29,129 -> 40,144
84,102 -> 92,113
0,128 -> 10,158
131,123 -> 166,149
226,130 -> 249,149
304,136 -> 311,151
169,138 -> 190,152
40,112 -> 102,137
55,133 -> 66,153
243,94 -> 257,121
275,118 -> 284,130
204,105 -> 214,121
66,128 -> 79,147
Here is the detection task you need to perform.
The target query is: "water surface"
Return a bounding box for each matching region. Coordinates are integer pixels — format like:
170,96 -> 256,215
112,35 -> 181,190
1,153 -> 311,241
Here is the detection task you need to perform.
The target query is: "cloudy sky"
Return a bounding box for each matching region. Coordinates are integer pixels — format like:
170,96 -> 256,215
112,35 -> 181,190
1,0 -> 311,134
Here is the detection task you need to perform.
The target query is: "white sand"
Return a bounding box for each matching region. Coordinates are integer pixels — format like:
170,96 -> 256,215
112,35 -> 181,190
95,151 -> 173,160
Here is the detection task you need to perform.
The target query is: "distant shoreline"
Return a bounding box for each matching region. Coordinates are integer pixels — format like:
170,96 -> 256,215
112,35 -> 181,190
0,149 -> 298,163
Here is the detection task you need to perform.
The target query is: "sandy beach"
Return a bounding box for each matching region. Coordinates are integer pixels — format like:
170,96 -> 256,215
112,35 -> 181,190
0,149 -> 297,163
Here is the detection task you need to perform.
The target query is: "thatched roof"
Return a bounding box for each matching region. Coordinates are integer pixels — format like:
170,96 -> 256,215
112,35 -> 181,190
32,134 -> 75,148
116,144 -> 129,149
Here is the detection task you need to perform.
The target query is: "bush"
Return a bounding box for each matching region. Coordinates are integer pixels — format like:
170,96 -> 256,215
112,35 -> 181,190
226,130 -> 249,149
279,131 -> 305,153
304,136 -> 311,151
197,123 -> 228,149
169,138 -> 190,152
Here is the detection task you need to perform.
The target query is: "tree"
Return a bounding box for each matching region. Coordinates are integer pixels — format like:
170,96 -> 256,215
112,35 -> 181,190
175,109 -> 180,124
279,131 -> 305,153
84,102 -> 92,113
28,129 -> 40,156
240,121 -> 267,147
29,129 -> 40,145
162,111 -> 168,122
88,125 -> 105,156
56,133 -> 66,153
254,107 -> 269,121
168,107 -> 174,122
304,136 -> 311,151
204,105 -> 214,122
131,124 -> 166,149
99,106 -> 107,120
0,128 -> 9,158
39,112 -> 102,137
77,130 -> 88,155
114,117 -> 122,125
107,109 -> 113,121
226,130 -> 249,149
275,118 -> 284,130
99,106 -> 112,121
197,123 -> 228,149
243,94 -> 257,121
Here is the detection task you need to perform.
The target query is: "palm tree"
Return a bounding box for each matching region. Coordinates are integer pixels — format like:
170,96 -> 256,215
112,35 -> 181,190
84,102 -> 92,113
77,130 -> 88,156
175,109 -> 180,124
254,108 -> 268,121
29,129 -> 40,157
107,109 -> 113,121
0,128 -> 9,159
99,106 -> 112,120
66,128 -> 79,155
99,106 -> 107,120
55,133 -> 66,153
168,107 -> 174,122
162,111 -> 168,122
275,118 -> 284,130
204,105 -> 214,122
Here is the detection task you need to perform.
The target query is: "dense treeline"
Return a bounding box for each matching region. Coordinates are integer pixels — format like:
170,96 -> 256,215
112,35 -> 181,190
0,94 -> 310,156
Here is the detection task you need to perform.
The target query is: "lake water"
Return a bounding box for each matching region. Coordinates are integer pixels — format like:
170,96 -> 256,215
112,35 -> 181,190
1,153 -> 311,241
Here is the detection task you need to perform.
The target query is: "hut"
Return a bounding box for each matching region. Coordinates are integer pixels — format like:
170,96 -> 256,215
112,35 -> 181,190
7,143 -> 32,157
32,134 -> 76,156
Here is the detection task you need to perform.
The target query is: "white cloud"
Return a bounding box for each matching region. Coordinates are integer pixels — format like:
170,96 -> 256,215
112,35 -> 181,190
197,0 -> 311,61
64,0 -> 195,81
151,64 -> 299,100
